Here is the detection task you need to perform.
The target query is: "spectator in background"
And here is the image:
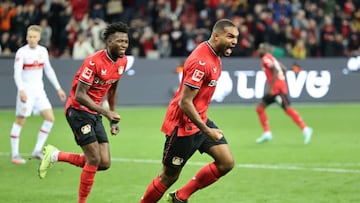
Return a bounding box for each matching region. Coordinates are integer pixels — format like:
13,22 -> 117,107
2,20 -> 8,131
70,0 -> 89,22
157,33 -> 172,58
106,0 -> 123,23
170,20 -> 186,56
11,4 -> 28,39
90,18 -> 107,51
140,26 -> 155,57
320,15 -> 337,56
39,18 -> 52,47
3,0 -> 360,58
72,31 -> 95,59
0,1 -> 17,33
0,32 -> 12,54
89,0 -> 106,20
292,39 -> 306,59
233,23 -> 254,56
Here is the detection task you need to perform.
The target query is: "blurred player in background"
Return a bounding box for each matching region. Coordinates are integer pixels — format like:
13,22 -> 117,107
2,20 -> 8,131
38,22 -> 130,203
140,19 -> 239,203
10,25 -> 67,164
255,43 -> 313,144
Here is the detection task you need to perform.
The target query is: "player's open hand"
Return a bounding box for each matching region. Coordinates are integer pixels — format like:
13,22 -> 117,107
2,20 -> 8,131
206,128 -> 224,142
57,88 -> 67,102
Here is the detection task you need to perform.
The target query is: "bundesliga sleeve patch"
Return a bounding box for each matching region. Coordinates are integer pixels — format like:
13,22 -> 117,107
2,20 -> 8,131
191,69 -> 205,82
81,67 -> 93,80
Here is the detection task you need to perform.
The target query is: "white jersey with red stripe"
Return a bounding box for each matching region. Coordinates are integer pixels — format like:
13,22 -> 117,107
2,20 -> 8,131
13,44 -> 61,91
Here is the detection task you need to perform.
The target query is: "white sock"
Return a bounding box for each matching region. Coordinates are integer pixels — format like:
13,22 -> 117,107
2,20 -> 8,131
263,131 -> 272,136
51,150 -> 59,162
302,126 -> 310,135
33,121 -> 53,153
10,123 -> 22,157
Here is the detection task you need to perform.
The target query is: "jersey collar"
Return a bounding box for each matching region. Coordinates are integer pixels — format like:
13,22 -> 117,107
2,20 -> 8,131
105,50 -> 117,63
205,41 -> 219,57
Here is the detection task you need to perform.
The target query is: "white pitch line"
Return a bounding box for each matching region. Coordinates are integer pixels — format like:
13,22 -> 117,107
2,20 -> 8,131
1,152 -> 359,174
111,157 -> 360,174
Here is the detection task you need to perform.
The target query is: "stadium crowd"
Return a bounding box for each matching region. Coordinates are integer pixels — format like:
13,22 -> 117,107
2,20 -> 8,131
1,0 -> 360,59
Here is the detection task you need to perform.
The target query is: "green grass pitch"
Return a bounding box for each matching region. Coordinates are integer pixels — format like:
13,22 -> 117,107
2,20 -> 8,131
0,103 -> 359,203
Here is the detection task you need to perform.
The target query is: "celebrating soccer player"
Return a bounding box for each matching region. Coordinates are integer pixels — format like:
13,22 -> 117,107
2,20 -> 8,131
255,43 -> 313,144
38,22 -> 130,203
140,19 -> 239,203
10,25 -> 66,164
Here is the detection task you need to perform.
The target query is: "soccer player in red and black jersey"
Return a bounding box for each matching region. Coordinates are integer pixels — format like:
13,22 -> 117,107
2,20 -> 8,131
255,43 -> 313,144
140,19 -> 239,203
38,22 -> 130,203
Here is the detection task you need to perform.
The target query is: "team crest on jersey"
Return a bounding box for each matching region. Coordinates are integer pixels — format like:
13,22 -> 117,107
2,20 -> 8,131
118,66 -> 124,75
172,156 -> 184,166
81,67 -> 93,80
191,69 -> 204,82
81,124 -> 91,134
208,80 -> 217,86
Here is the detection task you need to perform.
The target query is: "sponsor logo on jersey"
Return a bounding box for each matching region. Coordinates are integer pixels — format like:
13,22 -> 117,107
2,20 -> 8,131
81,67 -> 93,80
172,156 -> 184,166
94,77 -> 117,85
81,124 -> 91,134
191,69 -> 204,82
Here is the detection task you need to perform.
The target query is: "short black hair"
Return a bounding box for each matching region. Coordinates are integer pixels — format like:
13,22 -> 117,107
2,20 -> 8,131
212,19 -> 236,33
103,22 -> 129,41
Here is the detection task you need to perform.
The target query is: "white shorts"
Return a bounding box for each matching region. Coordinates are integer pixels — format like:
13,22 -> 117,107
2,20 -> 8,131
16,89 -> 52,117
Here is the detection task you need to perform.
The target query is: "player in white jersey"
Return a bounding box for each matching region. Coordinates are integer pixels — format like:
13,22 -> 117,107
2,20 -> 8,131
10,25 -> 67,164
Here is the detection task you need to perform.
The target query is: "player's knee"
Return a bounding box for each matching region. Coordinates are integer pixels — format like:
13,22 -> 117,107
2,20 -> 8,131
217,158 -> 235,175
160,167 -> 181,186
98,162 -> 111,171
86,154 -> 101,166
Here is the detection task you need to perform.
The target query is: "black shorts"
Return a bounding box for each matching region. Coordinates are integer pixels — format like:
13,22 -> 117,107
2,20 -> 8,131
263,93 -> 291,109
65,107 -> 108,146
162,119 -> 228,168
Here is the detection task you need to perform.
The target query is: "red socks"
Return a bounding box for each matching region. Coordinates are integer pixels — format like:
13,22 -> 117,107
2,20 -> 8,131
78,163 -> 98,203
177,162 -> 221,201
257,106 -> 306,131
285,107 -> 306,129
256,106 -> 269,132
140,176 -> 168,203
58,152 -> 86,168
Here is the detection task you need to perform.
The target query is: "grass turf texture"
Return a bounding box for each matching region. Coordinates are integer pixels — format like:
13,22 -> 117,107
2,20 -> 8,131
0,104 -> 359,203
